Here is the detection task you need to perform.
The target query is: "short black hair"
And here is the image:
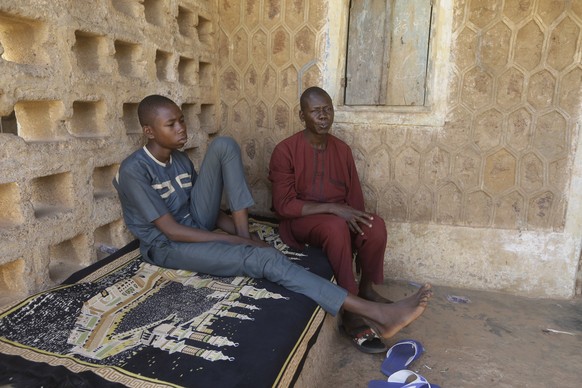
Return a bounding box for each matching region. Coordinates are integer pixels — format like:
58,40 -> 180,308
137,94 -> 177,127
299,87 -> 331,111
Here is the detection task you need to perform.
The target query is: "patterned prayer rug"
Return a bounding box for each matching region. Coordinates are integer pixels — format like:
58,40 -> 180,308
0,221 -> 333,387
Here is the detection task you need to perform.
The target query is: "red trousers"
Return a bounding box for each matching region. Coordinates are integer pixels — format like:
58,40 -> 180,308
287,214 -> 387,295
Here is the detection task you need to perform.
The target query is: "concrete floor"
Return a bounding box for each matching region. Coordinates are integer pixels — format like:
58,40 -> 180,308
312,280 -> 582,388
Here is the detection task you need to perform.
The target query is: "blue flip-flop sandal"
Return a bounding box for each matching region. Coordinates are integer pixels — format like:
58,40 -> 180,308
368,369 -> 441,388
381,339 -> 425,376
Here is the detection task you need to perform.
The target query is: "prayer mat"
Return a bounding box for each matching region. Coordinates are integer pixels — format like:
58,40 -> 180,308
0,220 -> 333,388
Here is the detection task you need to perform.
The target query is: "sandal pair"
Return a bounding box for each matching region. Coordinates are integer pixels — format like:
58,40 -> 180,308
368,340 -> 441,387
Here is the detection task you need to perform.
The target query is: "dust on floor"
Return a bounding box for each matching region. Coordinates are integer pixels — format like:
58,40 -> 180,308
320,281 -> 582,388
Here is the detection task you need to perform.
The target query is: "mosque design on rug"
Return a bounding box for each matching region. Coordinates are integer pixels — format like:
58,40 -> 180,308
67,262 -> 287,362
0,221 -> 327,387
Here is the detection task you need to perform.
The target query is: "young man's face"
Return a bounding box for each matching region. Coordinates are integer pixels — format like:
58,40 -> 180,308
300,91 -> 334,137
144,103 -> 187,149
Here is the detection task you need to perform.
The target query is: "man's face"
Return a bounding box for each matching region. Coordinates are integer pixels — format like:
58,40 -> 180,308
145,103 -> 188,149
300,92 -> 334,137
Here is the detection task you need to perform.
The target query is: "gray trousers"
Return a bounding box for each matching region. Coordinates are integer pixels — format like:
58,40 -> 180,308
144,137 -> 347,315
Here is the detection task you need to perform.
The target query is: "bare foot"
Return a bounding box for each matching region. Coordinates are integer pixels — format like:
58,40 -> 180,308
397,283 -> 433,308
365,284 -> 432,340
359,283 -> 393,303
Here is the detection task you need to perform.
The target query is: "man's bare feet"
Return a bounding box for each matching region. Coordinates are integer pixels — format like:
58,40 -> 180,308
359,282 -> 393,303
364,284 -> 432,340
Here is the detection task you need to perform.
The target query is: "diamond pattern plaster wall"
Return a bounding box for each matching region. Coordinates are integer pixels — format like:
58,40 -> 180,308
0,0 -> 216,303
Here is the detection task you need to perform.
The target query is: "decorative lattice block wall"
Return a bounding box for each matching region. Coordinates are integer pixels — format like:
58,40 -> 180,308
0,0 -> 217,302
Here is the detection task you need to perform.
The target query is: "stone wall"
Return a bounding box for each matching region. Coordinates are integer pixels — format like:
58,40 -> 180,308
217,0 -> 582,297
0,0 -> 216,304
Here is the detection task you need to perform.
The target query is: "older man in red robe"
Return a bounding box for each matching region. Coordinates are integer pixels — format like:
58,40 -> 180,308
269,86 -> 389,353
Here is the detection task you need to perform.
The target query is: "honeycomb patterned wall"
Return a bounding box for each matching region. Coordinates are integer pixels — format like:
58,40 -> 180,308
218,0 -> 582,234
422,0 -> 582,231
0,0 -> 216,302
216,0 -> 328,211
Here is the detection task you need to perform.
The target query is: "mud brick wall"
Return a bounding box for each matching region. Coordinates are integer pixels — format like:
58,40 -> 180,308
0,0 -> 216,303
